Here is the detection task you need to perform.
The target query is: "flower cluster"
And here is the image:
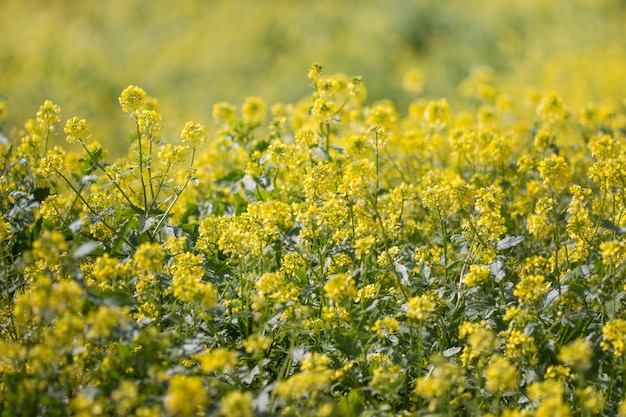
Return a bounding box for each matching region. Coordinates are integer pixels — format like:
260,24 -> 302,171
2,66 -> 626,416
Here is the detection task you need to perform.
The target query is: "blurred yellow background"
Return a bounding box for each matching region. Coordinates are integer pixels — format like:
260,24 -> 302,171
2,0 -> 626,154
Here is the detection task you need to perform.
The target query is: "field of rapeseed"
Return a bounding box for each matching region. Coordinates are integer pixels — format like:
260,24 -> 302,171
3,62 -> 626,416
3,1 -> 626,417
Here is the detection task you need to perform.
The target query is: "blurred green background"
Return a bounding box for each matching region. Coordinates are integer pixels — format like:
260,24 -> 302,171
2,0 -> 626,153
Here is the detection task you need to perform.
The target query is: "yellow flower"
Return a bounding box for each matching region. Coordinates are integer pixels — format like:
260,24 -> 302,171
136,109 -> 162,136
242,96 -> 266,123
406,293 -> 436,321
134,242 -> 165,272
502,328 -> 537,361
274,353 -> 332,400
323,273 -> 358,302
536,91 -> 566,125
588,133 -> 620,160
308,62 -> 323,80
601,318 -> 626,356
557,338 -> 593,371
371,316 -> 401,339
158,143 -> 187,169
64,117 -> 90,144
242,333 -> 272,355
462,264 -> 491,287
415,356 -> 465,412
545,365 -> 571,380
484,356 -> 517,394
213,101 -> 236,123
110,380 -> 139,416
0,217 -> 13,241
599,240 -> 626,267
164,374 -> 209,416
424,98 -> 450,129
575,386 -> 604,413
118,85 -> 147,115
170,252 -> 216,307
370,363 -> 403,394
538,154 -> 571,191
219,391 -> 254,417
514,274 -> 550,304
403,68 -> 425,94
195,347 -> 238,374
366,100 -> 398,130
533,128 -> 555,152
36,100 -> 61,131
180,121 -> 206,147
618,396 -> 626,417
39,194 -> 68,223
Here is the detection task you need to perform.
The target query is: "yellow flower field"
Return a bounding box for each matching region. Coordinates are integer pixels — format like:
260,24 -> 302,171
3,1 -> 626,416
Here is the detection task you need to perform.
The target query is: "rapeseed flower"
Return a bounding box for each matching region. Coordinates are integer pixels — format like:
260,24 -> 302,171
118,85 -> 147,115
64,117 -> 90,144
219,391 -> 254,417
558,338 -> 593,371
406,293 -> 437,321
164,374 -> 209,416
484,356 -> 518,394
180,121 -> 206,147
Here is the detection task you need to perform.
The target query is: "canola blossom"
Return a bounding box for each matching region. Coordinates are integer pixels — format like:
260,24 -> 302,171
3,65 -> 626,416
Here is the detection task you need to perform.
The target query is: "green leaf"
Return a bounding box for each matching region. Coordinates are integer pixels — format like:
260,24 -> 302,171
339,390 -> 364,416
73,241 -> 101,259
443,346 -> 462,357
234,193 -> 248,215
496,235 -> 524,250
602,219 -> 626,235
332,329 -> 361,358
215,169 -> 245,185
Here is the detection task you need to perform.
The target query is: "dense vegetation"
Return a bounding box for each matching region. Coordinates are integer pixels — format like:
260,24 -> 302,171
3,1 -> 626,416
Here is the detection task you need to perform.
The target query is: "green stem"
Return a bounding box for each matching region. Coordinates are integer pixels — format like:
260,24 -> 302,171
150,147 -> 197,239
552,193 -> 562,295
146,162 -> 174,214
147,134 -> 156,201
78,139 -> 142,213
136,124 -> 149,213
56,170 -> 134,248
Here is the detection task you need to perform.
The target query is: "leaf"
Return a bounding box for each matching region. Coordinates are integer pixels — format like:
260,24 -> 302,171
394,260 -> 410,285
33,187 -> 50,203
332,329 -> 361,358
242,365 -> 261,384
215,169 -> 245,185
442,346 -> 462,357
339,390 -> 364,416
601,219 -> 626,235
139,215 -> 158,234
496,235 -> 525,250
256,174 -> 273,190
73,241 -> 100,259
78,174 -> 99,186
69,218 -> 85,234
95,290 -> 135,307
490,257 -> 506,283
233,193 -> 248,215
254,384 -> 273,412
290,346 -> 307,363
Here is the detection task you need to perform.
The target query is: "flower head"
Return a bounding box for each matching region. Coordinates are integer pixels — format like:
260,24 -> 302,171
118,85 -> 147,115
180,121 -> 206,147
64,117 -> 90,144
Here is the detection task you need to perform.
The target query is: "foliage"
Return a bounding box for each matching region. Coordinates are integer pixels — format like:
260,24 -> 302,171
2,62 -> 626,416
